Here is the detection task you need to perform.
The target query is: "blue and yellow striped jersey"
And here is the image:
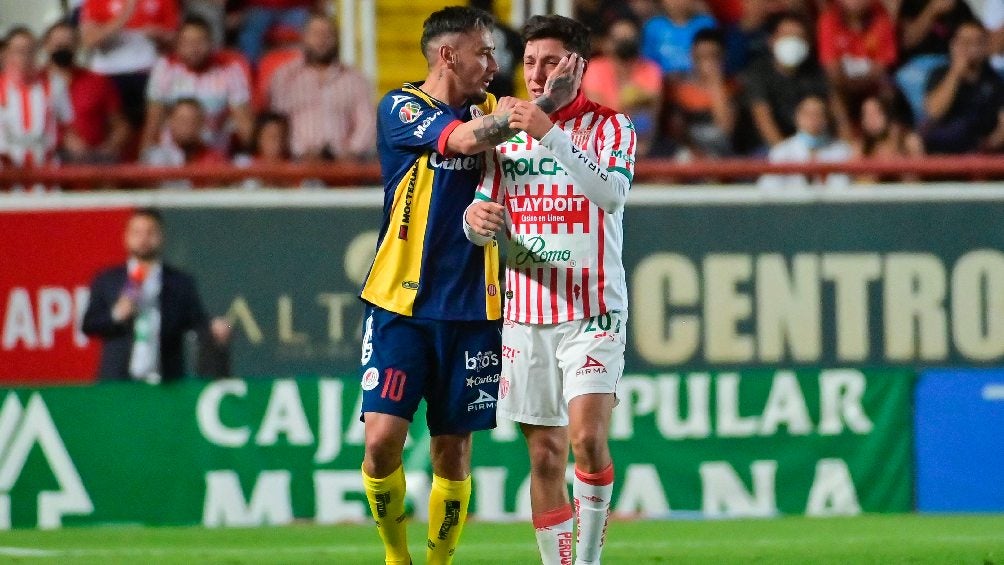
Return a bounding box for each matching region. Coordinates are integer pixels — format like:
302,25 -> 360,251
361,83 -> 502,321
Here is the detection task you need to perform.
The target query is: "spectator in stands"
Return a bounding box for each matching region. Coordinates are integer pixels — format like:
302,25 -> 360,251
143,98 -> 227,172
0,27 -> 78,169
743,11 -> 830,149
641,0 -> 718,75
233,111 -> 294,188
43,21 -> 131,164
572,0 -> 644,53
895,0 -> 975,122
237,0 -> 321,66
82,208 -> 231,383
976,0 -> 1004,75
854,94 -> 925,181
80,0 -> 181,131
663,28 -> 737,159
268,14 -> 376,161
184,0 -> 227,47
582,17 -> 663,155
817,0 -> 898,134
142,15 -> 254,156
923,20 -> 1004,153
758,94 -> 853,189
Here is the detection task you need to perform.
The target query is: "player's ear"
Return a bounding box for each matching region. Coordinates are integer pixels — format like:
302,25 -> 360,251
440,44 -> 457,68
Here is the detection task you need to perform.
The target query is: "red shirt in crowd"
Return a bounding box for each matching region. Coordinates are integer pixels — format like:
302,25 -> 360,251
65,68 -> 122,148
817,2 -> 897,71
81,0 -> 180,32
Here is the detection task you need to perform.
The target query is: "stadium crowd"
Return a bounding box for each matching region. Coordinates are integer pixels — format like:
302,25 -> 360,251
1,0 -> 1003,188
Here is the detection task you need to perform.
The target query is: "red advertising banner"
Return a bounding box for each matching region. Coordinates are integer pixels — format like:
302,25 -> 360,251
0,208 -> 133,383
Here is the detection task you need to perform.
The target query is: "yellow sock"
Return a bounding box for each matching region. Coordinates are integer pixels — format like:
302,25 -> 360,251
362,464 -> 411,565
426,473 -> 471,565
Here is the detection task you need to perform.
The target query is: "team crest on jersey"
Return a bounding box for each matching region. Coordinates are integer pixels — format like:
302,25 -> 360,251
570,127 -> 593,148
470,105 -> 484,119
361,367 -> 380,391
399,101 -> 422,123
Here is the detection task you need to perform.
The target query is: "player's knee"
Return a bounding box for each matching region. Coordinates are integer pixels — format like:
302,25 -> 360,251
528,434 -> 567,478
363,436 -> 403,477
569,428 -> 609,471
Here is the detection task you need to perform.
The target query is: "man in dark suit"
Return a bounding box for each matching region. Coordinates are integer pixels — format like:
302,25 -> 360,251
82,208 -> 230,383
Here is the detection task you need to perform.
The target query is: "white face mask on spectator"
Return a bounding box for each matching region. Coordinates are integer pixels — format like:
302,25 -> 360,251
774,36 -> 809,68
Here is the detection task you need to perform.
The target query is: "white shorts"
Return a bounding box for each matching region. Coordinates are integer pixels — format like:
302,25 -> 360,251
497,310 -> 627,427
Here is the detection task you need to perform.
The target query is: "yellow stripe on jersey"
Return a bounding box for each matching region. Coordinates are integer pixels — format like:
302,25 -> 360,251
484,239 -> 501,319
360,156 -> 436,316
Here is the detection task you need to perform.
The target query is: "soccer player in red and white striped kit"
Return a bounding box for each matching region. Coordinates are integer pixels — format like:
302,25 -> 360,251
464,14 -> 635,565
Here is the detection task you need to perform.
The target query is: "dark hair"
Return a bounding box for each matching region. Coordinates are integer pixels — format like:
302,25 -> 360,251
3,26 -> 35,46
180,14 -> 213,36
421,6 -> 495,59
765,11 -> 809,37
522,15 -> 590,57
251,111 -> 291,157
692,27 -> 725,50
42,20 -> 75,43
133,208 -> 164,227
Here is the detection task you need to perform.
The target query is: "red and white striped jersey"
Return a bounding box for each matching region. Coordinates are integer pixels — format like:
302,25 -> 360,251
476,93 -> 636,325
0,73 -> 73,167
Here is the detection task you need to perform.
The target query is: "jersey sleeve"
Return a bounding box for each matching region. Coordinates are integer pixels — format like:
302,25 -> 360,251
538,112 -> 636,214
377,91 -> 460,154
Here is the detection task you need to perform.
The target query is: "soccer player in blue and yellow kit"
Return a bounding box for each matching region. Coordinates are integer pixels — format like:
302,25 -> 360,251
358,6 -> 583,565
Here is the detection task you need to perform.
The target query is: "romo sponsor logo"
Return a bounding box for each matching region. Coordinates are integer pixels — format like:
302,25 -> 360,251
576,356 -> 608,376
466,373 -> 500,388
467,389 -> 496,412
0,393 -> 93,529
512,235 -> 573,266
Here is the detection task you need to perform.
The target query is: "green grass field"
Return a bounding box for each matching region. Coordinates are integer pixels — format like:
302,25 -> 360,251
1,515 -> 1002,564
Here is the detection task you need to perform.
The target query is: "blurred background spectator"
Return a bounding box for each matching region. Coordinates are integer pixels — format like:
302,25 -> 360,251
582,16 -> 663,155
233,110 -> 294,188
663,27 -> 737,159
642,0 -> 718,76
817,0 -> 898,137
80,0 -> 180,133
979,0 -> 1004,75
922,19 -> 1004,153
758,94 -> 853,189
742,11 -> 831,151
43,20 -> 131,164
0,27 -> 77,169
237,0 -> 321,66
896,0 -> 975,123
267,14 -> 375,162
143,98 -> 227,180
140,15 -> 253,155
854,94 -> 924,181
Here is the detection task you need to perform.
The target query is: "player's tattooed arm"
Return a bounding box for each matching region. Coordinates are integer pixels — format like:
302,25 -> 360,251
473,113 -> 518,145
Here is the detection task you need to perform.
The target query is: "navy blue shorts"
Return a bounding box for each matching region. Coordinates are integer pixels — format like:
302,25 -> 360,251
359,305 -> 502,435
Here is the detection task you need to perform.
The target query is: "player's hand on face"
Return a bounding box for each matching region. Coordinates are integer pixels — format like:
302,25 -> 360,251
466,201 -> 505,237
543,53 -> 585,109
508,100 -> 552,140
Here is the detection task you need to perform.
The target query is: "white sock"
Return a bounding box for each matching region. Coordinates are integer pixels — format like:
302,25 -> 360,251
533,504 -> 574,565
573,464 -> 614,565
